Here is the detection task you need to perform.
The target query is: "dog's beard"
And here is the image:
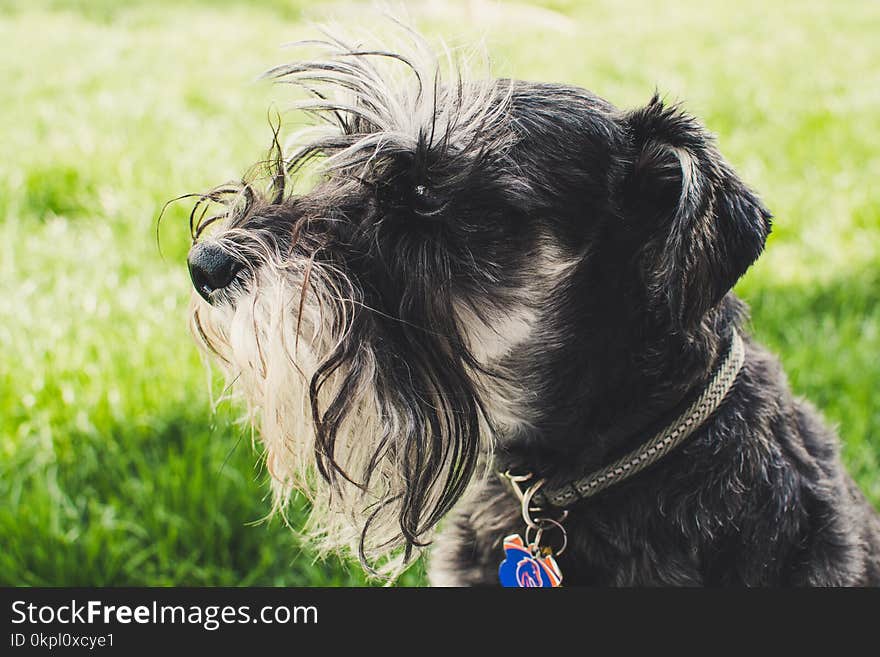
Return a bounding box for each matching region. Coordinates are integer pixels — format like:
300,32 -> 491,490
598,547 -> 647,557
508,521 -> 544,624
191,244 -> 496,575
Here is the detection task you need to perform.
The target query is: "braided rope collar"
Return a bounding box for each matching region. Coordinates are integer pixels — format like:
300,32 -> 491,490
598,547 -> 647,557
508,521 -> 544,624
522,329 -> 746,510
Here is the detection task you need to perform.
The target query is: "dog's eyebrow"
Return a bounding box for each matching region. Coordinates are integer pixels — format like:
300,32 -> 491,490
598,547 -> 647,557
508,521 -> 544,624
265,33 -> 516,184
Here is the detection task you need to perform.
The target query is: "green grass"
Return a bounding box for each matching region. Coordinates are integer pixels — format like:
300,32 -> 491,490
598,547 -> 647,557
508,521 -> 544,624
1,0 -> 877,585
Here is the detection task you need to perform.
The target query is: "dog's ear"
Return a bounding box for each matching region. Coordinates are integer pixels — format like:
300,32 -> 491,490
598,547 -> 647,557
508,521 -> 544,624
619,95 -> 772,331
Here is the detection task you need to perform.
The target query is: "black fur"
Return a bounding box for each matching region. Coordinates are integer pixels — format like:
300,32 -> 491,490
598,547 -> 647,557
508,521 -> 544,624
431,86 -> 880,586
185,42 -> 880,585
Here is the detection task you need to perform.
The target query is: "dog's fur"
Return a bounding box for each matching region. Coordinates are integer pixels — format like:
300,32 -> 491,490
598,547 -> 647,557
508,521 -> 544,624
186,28 -> 880,585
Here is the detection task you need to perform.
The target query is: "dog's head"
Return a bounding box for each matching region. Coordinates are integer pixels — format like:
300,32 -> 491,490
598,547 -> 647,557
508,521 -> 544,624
185,30 -> 770,573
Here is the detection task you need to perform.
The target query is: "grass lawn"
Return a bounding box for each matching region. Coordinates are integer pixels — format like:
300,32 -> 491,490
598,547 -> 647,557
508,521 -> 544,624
1,0 -> 877,586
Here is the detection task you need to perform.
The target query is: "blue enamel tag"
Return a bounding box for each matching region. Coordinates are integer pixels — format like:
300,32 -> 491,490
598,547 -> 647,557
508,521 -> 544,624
498,534 -> 563,587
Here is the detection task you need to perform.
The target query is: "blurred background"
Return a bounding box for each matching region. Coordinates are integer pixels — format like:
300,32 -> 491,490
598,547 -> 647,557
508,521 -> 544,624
1,0 -> 877,586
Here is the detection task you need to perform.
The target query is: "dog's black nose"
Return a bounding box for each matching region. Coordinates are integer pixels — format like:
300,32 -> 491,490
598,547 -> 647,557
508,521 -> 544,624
187,242 -> 242,303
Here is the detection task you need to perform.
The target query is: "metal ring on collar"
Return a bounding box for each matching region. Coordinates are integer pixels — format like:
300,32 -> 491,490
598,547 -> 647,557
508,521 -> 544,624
525,517 -> 568,556
520,478 -> 547,530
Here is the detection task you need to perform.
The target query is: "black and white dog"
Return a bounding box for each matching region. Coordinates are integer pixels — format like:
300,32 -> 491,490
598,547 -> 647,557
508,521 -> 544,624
185,29 -> 880,585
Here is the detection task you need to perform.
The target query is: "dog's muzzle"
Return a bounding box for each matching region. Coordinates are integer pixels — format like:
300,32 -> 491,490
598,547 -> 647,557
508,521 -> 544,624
187,242 -> 243,304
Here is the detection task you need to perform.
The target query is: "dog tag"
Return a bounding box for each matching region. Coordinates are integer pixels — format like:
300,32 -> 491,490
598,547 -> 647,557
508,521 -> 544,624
498,534 -> 563,587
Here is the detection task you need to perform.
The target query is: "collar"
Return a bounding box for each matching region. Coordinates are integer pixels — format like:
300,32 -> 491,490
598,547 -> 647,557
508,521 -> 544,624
504,328 -> 746,511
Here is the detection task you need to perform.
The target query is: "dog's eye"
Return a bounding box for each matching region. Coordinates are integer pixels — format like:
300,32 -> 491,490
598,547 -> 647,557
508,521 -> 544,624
411,184 -> 446,217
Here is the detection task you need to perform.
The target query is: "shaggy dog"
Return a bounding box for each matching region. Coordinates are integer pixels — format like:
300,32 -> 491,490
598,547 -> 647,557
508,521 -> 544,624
184,28 -> 880,585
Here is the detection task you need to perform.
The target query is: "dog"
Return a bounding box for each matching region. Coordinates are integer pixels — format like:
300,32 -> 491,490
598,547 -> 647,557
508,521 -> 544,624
184,28 -> 880,586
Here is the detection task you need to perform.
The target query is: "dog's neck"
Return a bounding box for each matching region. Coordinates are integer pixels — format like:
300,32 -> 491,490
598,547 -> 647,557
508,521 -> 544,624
531,327 -> 745,508
491,293 -> 746,486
